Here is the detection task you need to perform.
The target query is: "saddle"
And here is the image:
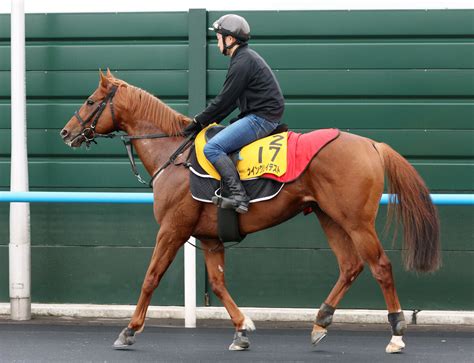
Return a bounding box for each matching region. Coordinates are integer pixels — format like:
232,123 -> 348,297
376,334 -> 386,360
189,124 -> 288,203
188,124 -> 340,243
189,123 -> 288,243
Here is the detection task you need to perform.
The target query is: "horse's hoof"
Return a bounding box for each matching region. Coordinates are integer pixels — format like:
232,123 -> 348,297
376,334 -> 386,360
113,327 -> 136,350
242,315 -> 256,331
229,330 -> 250,351
385,342 -> 404,353
311,328 -> 327,345
385,336 -> 405,354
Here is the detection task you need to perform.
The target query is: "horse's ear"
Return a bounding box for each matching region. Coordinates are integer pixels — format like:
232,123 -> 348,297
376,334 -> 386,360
99,69 -> 108,88
106,68 -> 114,78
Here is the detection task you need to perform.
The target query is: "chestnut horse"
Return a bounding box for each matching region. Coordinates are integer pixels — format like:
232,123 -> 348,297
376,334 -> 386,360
60,71 -> 440,354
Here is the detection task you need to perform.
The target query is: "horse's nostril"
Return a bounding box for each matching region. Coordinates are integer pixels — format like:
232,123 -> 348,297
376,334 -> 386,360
60,129 -> 69,138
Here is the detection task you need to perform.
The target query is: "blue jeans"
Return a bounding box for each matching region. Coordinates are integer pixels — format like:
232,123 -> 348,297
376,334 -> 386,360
204,114 -> 279,164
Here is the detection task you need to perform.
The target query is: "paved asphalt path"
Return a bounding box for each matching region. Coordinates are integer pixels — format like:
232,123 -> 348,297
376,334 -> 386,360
0,319 -> 472,362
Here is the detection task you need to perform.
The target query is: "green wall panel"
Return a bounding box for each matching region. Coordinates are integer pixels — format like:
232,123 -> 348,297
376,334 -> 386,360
0,160 -> 472,190
1,203 -> 472,309
208,10 -> 474,37
0,246 -> 185,305
0,101 -> 188,129
0,160 -> 148,188
1,101 -> 472,130
0,44 -> 189,71
208,43 -> 474,70
1,244 -> 472,309
1,203 -> 472,251
0,203 -> 157,247
1,10 -> 473,40
0,70 -> 188,98
0,130 -> 126,156
1,129 -> 471,157
239,206 -> 474,251
0,13 -> 188,39
0,10 -> 472,308
207,248 -> 474,310
413,162 -> 474,191
282,101 -> 474,130
208,70 -> 474,97
348,130 -> 473,157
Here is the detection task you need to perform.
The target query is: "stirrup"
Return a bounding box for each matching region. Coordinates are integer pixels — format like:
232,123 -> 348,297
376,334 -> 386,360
212,195 -> 249,214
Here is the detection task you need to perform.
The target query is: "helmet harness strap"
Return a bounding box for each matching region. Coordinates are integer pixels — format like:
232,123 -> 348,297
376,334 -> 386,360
221,34 -> 240,56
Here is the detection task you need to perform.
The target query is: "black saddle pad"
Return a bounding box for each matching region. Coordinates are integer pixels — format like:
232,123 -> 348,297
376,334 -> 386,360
188,150 -> 284,204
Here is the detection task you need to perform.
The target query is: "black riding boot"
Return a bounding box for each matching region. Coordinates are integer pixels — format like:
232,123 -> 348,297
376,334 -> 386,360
211,155 -> 250,214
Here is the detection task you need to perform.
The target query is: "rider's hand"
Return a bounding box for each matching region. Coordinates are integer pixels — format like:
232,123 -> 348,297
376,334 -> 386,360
182,118 -> 202,137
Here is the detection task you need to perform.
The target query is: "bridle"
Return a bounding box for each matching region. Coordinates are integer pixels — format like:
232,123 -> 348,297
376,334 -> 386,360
71,86 -> 195,187
73,85 -> 119,147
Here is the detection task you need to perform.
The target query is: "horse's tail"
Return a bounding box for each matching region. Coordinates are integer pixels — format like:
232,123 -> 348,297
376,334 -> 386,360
376,143 -> 441,273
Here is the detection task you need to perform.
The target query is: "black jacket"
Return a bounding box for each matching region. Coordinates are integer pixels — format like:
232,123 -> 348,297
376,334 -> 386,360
195,44 -> 285,126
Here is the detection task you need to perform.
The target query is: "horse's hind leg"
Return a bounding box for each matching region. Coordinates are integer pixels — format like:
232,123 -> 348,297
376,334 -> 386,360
320,199 -> 406,353
201,239 -> 255,351
308,135 -> 406,353
311,209 -> 364,345
347,224 -> 406,353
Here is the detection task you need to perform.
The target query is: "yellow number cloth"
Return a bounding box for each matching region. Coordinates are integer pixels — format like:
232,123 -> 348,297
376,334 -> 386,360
195,124 -> 288,181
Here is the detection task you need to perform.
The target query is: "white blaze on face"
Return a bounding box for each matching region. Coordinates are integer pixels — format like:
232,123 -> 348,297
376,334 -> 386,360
218,265 -> 224,273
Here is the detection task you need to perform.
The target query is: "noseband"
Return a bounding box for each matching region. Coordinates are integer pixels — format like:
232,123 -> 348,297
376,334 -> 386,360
73,85 -> 119,146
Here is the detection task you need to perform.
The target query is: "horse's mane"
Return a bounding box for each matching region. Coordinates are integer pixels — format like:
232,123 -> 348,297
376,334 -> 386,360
109,76 -> 191,136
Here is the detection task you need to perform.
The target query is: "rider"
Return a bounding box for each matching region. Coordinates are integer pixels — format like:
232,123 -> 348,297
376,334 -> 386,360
183,14 -> 285,214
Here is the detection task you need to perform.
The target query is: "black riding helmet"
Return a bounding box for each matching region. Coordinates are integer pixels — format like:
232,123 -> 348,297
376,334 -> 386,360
209,14 -> 250,55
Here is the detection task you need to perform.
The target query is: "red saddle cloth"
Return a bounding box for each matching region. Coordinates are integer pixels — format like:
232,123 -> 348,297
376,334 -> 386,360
262,128 -> 340,182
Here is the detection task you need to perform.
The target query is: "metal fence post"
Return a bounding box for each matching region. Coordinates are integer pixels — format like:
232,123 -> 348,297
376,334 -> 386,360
9,0 -> 31,321
185,8 -> 207,328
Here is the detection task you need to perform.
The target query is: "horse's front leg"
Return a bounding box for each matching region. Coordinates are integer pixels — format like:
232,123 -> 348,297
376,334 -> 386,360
113,226 -> 187,349
201,239 -> 256,351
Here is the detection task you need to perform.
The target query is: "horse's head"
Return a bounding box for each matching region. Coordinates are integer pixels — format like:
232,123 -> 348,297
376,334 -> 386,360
60,69 -> 121,148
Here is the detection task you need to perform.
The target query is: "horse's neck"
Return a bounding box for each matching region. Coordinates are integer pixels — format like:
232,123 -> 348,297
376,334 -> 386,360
126,124 -> 182,178
119,95 -> 187,178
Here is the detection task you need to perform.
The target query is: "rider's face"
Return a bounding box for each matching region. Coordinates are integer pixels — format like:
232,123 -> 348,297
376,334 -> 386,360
216,33 -> 224,53
216,33 -> 235,55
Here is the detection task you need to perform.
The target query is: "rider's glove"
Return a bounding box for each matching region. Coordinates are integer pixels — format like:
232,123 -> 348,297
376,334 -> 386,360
182,118 -> 203,137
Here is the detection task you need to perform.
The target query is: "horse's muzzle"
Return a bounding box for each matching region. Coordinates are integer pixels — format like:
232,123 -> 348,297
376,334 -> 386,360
60,128 -> 84,148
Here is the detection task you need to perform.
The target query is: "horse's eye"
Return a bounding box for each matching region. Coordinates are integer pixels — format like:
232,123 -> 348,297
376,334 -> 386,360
86,99 -> 95,106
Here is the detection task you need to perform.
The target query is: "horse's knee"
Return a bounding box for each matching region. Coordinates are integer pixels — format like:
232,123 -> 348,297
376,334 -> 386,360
209,278 -> 226,298
340,262 -> 364,284
371,256 -> 393,286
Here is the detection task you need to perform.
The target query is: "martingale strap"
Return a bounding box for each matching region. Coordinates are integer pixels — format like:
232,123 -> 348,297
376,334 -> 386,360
120,133 -> 196,187
123,140 -> 149,186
